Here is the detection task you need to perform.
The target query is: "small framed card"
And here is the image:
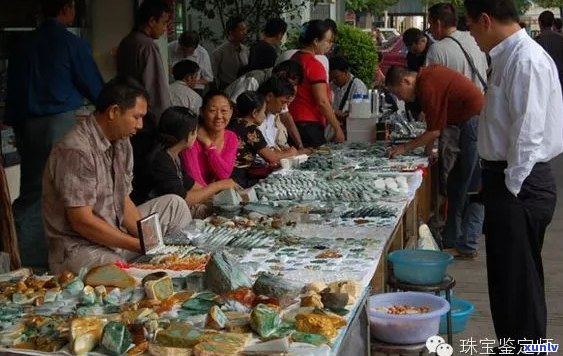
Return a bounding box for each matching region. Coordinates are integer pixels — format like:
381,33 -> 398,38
137,213 -> 164,255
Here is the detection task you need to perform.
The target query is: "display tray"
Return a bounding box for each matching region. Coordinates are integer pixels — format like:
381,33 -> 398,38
0,143 -> 429,355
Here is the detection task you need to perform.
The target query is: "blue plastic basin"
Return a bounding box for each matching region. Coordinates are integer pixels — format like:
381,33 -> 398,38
388,249 -> 454,285
439,298 -> 474,334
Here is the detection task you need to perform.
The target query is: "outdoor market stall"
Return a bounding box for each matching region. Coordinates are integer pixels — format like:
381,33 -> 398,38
0,142 -> 433,356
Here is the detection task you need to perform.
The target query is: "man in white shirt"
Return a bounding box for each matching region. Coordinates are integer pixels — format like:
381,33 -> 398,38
168,31 -> 213,93
169,60 -> 202,113
328,56 -> 368,124
225,68 -> 271,103
257,77 -> 297,152
465,0 -> 563,348
426,3 -> 488,260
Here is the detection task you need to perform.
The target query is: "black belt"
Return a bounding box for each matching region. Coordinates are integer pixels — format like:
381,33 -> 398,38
480,159 -> 507,171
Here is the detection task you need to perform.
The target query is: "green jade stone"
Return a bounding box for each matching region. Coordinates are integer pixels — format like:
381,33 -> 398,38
100,321 -> 133,356
291,331 -> 328,346
155,322 -> 202,348
181,293 -> 218,312
250,304 -> 281,337
63,278 -> 85,297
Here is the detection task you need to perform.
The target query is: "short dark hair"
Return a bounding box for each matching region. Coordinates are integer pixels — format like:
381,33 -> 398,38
236,91 -> 266,118
258,76 -> 295,97
201,90 -> 232,109
272,60 -> 304,85
264,18 -> 288,37
299,20 -> 331,46
226,16 -> 245,35
428,3 -> 457,28
136,0 -> 171,27
385,65 -> 414,87
328,56 -> 350,72
41,0 -> 73,18
172,60 -> 200,81
403,28 -> 425,47
158,106 -> 199,148
179,31 -> 200,48
464,0 -> 519,23
324,18 -> 338,35
96,76 -> 149,113
555,18 -> 563,30
539,11 -> 555,29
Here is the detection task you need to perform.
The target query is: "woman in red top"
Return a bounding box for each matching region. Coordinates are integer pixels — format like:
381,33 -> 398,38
290,20 -> 345,147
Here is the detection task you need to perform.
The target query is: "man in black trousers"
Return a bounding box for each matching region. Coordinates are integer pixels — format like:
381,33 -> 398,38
464,0 -> 563,353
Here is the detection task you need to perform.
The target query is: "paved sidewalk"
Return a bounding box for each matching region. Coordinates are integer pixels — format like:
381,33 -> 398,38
446,155 -> 563,353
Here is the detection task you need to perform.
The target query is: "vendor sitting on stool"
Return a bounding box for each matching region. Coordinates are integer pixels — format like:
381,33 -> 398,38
385,65 -> 484,259
43,77 -> 191,275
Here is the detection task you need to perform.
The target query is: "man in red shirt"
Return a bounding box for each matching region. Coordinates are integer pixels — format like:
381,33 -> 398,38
386,64 -> 484,259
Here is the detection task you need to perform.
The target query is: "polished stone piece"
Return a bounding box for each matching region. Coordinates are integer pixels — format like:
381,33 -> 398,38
100,321 -> 133,355
204,252 -> 252,295
249,304 -> 280,337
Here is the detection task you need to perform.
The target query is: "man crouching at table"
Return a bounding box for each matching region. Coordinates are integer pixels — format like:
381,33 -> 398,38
43,77 -> 191,274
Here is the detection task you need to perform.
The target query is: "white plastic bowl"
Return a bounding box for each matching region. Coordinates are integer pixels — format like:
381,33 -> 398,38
368,292 -> 450,344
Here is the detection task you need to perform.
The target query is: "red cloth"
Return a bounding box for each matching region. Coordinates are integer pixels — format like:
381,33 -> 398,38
181,130 -> 238,186
289,51 -> 329,126
417,65 -> 484,131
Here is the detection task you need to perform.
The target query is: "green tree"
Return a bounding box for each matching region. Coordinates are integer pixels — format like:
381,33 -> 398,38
335,24 -> 378,87
187,0 -> 313,44
346,0 -> 400,15
533,0 -> 563,7
423,0 -> 531,15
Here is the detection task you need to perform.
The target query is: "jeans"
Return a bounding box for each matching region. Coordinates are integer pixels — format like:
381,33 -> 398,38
443,116 -> 484,253
12,111 -> 76,268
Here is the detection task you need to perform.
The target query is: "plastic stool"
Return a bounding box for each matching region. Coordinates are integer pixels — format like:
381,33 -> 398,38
371,339 -> 427,355
387,274 -> 456,346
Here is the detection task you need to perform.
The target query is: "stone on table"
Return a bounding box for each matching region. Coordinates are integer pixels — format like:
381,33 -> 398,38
300,294 -> 323,308
222,287 -> 256,308
185,272 -> 205,293
70,317 -> 105,355
320,289 -> 349,309
100,321 -> 133,355
145,276 -> 175,301
84,264 -> 137,289
155,322 -> 202,348
291,331 -> 328,346
294,312 -> 346,339
249,304 -> 281,337
203,252 -> 252,295
252,273 -> 301,307
193,341 -> 242,356
205,305 -> 228,330
182,292 -> 220,315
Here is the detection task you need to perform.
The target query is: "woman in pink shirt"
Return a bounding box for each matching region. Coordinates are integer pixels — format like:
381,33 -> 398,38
181,91 -> 239,186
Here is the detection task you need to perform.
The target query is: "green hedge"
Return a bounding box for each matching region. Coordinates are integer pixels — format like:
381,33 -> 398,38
283,23 -> 378,87
334,24 -> 377,87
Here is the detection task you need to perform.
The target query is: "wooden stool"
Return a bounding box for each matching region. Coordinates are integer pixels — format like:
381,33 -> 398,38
371,339 -> 427,355
387,274 -> 456,346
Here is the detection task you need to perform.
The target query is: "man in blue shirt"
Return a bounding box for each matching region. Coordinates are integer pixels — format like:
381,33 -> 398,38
5,0 -> 104,268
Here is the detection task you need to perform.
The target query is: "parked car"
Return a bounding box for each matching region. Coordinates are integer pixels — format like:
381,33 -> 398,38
362,27 -> 400,46
377,35 -> 407,75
